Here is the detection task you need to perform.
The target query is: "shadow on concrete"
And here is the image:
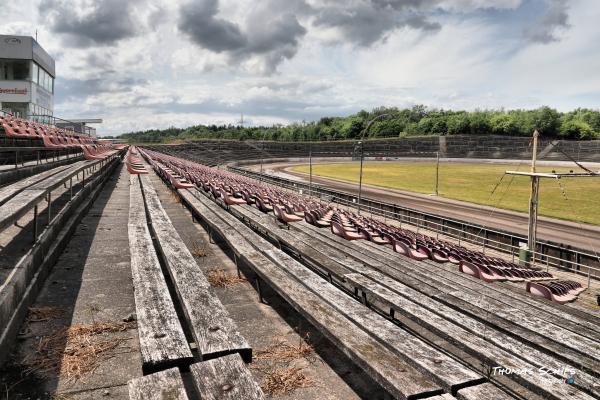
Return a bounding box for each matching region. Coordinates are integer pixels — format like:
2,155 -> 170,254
0,165 -> 123,400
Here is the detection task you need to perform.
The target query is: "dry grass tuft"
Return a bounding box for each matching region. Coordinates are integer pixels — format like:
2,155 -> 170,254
169,191 -> 181,204
26,307 -> 65,323
255,335 -> 313,361
21,321 -> 135,381
191,242 -> 208,258
207,269 -> 245,287
261,366 -> 312,396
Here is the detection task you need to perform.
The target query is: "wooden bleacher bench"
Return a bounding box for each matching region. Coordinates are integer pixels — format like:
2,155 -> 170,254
190,353 -> 265,400
225,201 -> 599,399
0,164 -> 72,206
129,175 -> 193,371
138,174 -> 252,363
0,159 -> 104,233
127,353 -> 265,400
128,367 -> 188,400
344,273 -> 597,400
291,215 -> 600,367
177,188 -> 499,399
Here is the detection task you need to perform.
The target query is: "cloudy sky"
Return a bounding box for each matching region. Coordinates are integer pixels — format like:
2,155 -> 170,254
2,0 -> 598,136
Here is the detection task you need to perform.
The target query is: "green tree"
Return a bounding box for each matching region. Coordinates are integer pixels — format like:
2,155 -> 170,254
560,120 -> 595,139
531,106 -> 561,136
490,113 -> 519,136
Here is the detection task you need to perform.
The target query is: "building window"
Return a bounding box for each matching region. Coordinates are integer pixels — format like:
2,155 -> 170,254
12,61 -> 30,80
32,62 -> 39,85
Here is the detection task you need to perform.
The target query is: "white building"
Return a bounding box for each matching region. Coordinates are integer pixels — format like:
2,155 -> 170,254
0,35 -> 55,120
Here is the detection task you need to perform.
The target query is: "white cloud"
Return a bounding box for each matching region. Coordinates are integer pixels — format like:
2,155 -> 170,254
2,0 -> 597,136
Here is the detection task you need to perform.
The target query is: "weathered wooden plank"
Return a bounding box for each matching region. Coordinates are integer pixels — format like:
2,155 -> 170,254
260,248 -> 485,393
360,233 -> 600,338
190,354 -> 265,400
428,291 -> 599,374
139,175 -> 252,362
129,175 -> 192,371
295,209 -> 587,326
211,194 -> 599,394
233,194 -> 600,388
29,159 -> 95,191
427,260 -> 600,338
178,189 -> 444,400
438,289 -> 600,363
564,297 -> 600,319
350,243 -> 600,368
345,270 -> 600,398
427,395 -> 456,400
0,164 -> 71,206
239,203 -> 451,297
231,204 -> 352,281
456,382 -> 515,400
0,159 -> 102,233
293,218 -> 600,363
127,367 -> 188,400
0,189 -> 46,232
282,212 -> 453,296
344,273 -> 596,400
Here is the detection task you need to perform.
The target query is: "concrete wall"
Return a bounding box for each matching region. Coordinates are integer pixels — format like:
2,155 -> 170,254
158,136 -> 600,164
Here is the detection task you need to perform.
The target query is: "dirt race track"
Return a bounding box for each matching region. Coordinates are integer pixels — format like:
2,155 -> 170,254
257,161 -> 600,254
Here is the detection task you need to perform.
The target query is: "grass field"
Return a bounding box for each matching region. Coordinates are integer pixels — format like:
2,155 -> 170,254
292,162 -> 600,226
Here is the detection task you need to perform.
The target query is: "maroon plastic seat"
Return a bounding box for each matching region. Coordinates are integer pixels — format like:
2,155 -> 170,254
392,240 -> 429,261
255,196 -> 274,213
219,188 -> 247,205
273,204 -> 303,224
331,221 -> 366,241
459,261 -> 505,282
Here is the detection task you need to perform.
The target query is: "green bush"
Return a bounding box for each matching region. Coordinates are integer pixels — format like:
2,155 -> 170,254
560,120 -> 595,139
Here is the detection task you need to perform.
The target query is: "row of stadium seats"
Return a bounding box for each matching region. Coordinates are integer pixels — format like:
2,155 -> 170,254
125,147 -> 148,174
0,115 -> 121,160
526,280 -> 586,304
1,115 -> 85,139
139,148 -> 587,303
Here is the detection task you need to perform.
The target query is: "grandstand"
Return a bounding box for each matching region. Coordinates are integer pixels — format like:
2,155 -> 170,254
1,117 -> 599,400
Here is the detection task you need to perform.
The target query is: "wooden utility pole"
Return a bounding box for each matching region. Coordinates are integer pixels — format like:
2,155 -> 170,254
506,131 -> 598,273
527,130 -> 540,260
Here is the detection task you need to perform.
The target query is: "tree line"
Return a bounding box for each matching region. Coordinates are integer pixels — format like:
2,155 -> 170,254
116,106 -> 600,143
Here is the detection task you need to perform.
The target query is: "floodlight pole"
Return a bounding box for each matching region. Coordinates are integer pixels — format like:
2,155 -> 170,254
357,113 -> 390,215
309,141 -> 313,197
527,130 -> 540,262
435,151 -> 440,196
308,129 -> 323,198
259,131 -> 268,182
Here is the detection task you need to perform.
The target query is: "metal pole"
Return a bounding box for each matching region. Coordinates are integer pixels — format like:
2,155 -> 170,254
309,141 -> 313,198
435,151 -> 440,196
33,205 -> 38,242
47,192 -> 52,224
527,130 -> 540,263
259,132 -> 267,182
356,113 -> 390,215
357,141 -> 365,214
